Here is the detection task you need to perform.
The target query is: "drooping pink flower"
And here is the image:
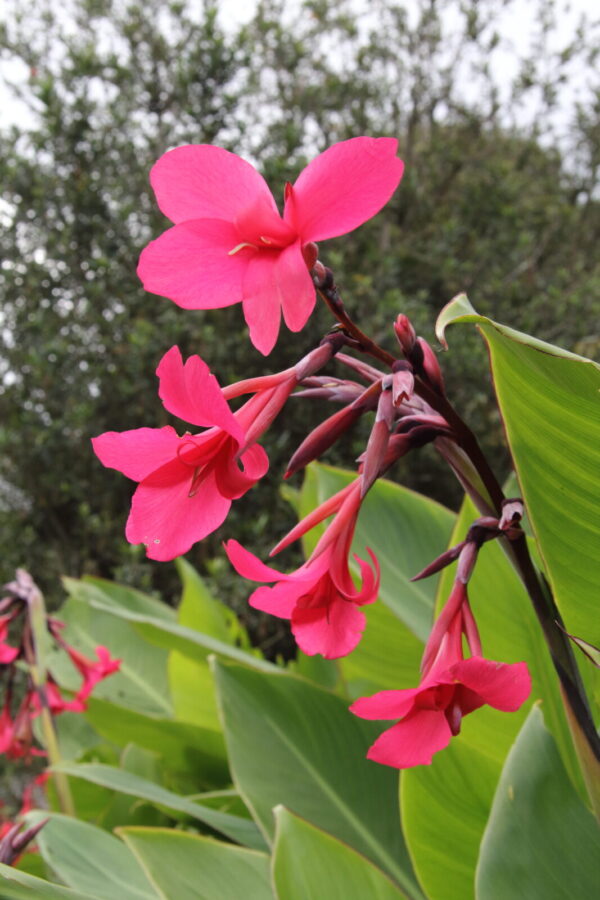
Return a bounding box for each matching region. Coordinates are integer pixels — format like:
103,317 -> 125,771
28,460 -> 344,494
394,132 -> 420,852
350,589 -> 531,768
0,614 -> 19,664
92,345 -> 280,560
138,138 -> 404,355
64,645 -> 121,703
225,480 -> 379,658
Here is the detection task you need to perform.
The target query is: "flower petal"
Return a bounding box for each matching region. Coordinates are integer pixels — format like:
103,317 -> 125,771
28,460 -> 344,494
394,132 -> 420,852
137,219 -> 248,310
276,241 -> 316,333
451,657 -> 532,712
242,251 -> 282,355
156,346 -> 243,440
225,539 -> 289,583
366,709 -> 452,768
288,137 -> 404,242
292,594 -> 366,659
126,461 -> 231,561
150,145 -> 276,224
350,687 -> 424,721
215,443 -> 269,499
91,426 -> 181,482
248,581 -> 305,619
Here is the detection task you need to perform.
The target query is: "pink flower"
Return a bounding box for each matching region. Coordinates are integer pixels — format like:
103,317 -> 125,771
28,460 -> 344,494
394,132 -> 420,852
65,645 -> 121,703
0,614 -> 19,664
225,480 -> 379,658
350,598 -> 531,768
92,346 -> 277,560
138,138 -> 404,355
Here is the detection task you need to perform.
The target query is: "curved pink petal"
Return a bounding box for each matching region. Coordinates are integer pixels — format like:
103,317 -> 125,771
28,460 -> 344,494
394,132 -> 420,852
150,145 -> 276,224
0,644 -> 19,664
451,658 -> 532,712
276,241 -> 316,332
288,137 -> 404,242
366,709 -> 452,768
138,219 -> 249,310
242,251 -> 282,356
248,580 -> 306,619
92,426 -> 181,482
127,462 -> 231,561
292,594 -> 366,659
350,687 -> 424,722
224,539 -> 289,583
156,346 -> 243,440
215,443 -> 269,499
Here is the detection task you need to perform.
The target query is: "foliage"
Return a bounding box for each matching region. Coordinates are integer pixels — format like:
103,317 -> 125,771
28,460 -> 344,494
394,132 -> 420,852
1,0 -> 599,606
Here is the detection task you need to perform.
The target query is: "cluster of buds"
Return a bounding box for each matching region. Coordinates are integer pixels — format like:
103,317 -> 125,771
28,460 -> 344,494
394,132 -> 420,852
351,503 -> 531,767
0,571 -> 120,761
0,773 -> 49,867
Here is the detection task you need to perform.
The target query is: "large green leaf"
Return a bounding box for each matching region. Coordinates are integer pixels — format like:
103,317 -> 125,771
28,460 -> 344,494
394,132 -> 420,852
476,706 -> 600,898
117,827 -> 273,900
401,495 -> 574,900
82,698 -> 228,789
272,807 -> 409,900
47,595 -> 172,717
63,577 -> 175,622
212,658 -> 423,899
22,813 -> 157,900
299,464 -> 455,642
53,762 -> 267,851
436,294 -> 600,646
0,864 -> 99,900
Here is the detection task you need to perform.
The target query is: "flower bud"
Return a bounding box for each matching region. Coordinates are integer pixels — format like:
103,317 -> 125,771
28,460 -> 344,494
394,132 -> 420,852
394,314 -> 417,355
301,241 -> 319,271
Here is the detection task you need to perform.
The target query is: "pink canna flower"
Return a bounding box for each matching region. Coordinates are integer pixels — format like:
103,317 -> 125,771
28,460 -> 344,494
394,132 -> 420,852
64,645 -> 121,703
350,584 -> 531,768
92,345 -> 285,560
225,479 -> 379,658
0,614 -> 19,664
138,138 -> 404,355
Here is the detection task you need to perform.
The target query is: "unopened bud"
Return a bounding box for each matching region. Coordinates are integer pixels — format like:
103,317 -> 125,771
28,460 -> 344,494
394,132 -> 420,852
301,242 -> 319,271
0,818 -> 49,865
294,332 -> 346,381
391,360 -> 414,405
394,314 -> 417,355
417,338 -> 445,395
285,403 -> 363,478
499,498 -> 524,531
361,389 -> 395,496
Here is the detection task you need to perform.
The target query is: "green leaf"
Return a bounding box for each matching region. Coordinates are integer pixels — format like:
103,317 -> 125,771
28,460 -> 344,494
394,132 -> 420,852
401,494 -> 575,900
436,294 -> 600,647
272,807 -> 410,899
117,827 -> 273,900
83,698 -> 228,789
49,596 -> 172,717
475,706 -> 600,899
63,577 -> 175,622
23,813 -> 158,900
0,864 -> 99,900
52,762 -> 267,851
299,464 -> 455,642
212,658 -> 423,899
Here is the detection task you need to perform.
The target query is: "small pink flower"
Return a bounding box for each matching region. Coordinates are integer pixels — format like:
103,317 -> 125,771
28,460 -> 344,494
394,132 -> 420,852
65,645 -> 121,703
0,614 -> 19,664
92,346 -> 276,560
138,138 -> 404,354
350,599 -> 531,768
225,480 -> 379,658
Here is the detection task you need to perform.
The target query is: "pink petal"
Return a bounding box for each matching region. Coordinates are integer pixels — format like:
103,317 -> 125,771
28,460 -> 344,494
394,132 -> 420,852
225,539 -> 288,583
292,594 -> 366,659
242,251 -> 282,355
137,219 -> 249,310
350,687 -> 424,721
451,657 -> 532,712
0,644 -> 19,664
156,346 -> 243,440
149,145 -> 276,224
127,462 -> 231,561
92,427 -> 181,482
215,443 -> 269,499
248,580 -> 306,619
366,709 -> 452,768
276,241 -> 316,333
288,137 -> 404,242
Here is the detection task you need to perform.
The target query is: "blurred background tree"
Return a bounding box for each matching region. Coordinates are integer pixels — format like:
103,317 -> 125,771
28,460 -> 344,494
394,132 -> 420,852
0,0 -> 598,610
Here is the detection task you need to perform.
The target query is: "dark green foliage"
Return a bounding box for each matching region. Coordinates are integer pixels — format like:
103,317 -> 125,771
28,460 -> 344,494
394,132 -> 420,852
1,0 -> 598,607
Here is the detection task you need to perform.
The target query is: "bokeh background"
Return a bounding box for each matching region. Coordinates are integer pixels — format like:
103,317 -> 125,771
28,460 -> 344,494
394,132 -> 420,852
1,0 -> 598,614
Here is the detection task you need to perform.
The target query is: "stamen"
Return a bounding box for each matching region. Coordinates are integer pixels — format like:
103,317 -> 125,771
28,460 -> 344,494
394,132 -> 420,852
228,242 -> 257,256
188,465 -> 206,497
